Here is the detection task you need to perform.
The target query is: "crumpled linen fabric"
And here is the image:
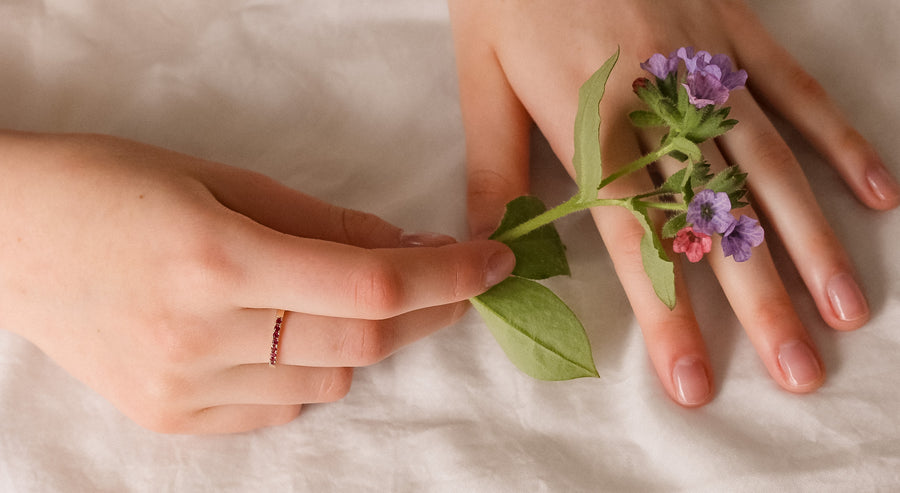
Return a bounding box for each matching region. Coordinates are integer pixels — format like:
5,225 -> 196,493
1,1 -> 898,491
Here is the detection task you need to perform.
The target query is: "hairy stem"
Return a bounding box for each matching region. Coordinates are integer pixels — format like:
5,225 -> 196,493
596,141 -> 677,190
493,196 -> 621,242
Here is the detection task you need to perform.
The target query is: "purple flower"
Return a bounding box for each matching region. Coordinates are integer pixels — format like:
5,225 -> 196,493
709,53 -> 748,90
640,52 -> 678,79
721,215 -> 765,262
687,189 -> 734,235
677,47 -> 747,108
683,72 -> 730,108
677,47 -> 710,74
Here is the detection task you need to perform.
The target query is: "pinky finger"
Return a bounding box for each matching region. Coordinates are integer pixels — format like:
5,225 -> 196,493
142,404 -> 303,435
187,404 -> 303,435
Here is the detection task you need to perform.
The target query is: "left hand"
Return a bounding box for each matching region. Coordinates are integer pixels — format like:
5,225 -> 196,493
448,0 -> 899,406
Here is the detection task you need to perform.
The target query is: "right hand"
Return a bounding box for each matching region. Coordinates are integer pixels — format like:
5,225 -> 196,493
0,130 -> 515,434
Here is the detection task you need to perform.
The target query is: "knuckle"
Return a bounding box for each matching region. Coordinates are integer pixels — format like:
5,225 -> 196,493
318,367 -> 354,402
612,225 -> 652,276
123,378 -> 194,434
449,254 -> 483,300
348,256 -> 405,318
139,317 -> 210,367
745,128 -> 798,173
341,320 -> 396,366
785,66 -> 829,103
467,168 -> 518,204
166,222 -> 243,300
747,295 -> 799,331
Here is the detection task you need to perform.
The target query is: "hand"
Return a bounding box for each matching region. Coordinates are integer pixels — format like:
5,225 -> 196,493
448,0 -> 899,406
0,131 -> 515,434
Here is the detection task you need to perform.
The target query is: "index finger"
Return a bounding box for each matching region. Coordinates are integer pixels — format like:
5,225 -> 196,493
233,227 -> 515,319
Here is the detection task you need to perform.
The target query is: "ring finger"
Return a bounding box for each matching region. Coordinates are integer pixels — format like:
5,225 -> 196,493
659,139 -> 826,392
220,302 -> 469,368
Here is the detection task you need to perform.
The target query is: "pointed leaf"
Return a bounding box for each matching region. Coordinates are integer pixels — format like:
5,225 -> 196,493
491,196 -> 570,280
629,110 -> 666,128
624,199 -> 676,309
661,212 -> 688,239
658,161 -> 711,194
573,49 -> 619,199
471,277 -> 598,381
706,165 -> 747,195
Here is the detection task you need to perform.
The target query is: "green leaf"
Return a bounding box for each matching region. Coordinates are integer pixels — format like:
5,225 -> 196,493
471,277 -> 598,381
491,196 -> 570,280
661,212 -> 688,239
706,165 -> 747,195
658,161 -> 711,194
686,108 -> 738,143
573,49 -> 619,199
629,110 -> 666,128
656,73 -> 679,101
623,199 -> 676,309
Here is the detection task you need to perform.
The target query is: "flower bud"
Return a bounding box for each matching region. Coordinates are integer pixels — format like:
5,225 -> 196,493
632,77 -> 650,93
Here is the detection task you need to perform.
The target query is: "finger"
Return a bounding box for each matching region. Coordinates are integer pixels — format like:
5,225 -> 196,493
709,227 -> 825,393
207,366 -> 354,407
718,92 -> 870,331
233,230 -> 515,319
595,204 -> 713,407
449,3 -> 532,238
193,161 -> 412,248
665,141 -> 826,392
724,2 -> 900,210
594,111 -> 713,407
180,405 -> 303,435
223,302 -> 468,367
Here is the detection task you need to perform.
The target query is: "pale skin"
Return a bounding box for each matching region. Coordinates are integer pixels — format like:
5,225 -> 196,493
448,0 -> 900,406
4,2 -> 897,436
0,131 -> 516,434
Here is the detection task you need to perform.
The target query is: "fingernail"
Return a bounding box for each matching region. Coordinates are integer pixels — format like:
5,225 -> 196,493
777,340 -> 822,388
484,248 -> 515,288
399,231 -> 457,248
826,272 -> 868,322
672,357 -> 711,406
866,163 -> 900,203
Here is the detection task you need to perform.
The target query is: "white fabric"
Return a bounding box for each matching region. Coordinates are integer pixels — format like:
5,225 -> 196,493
1,1 -> 899,491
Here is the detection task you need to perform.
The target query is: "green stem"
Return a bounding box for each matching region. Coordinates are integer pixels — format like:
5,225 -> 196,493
494,141 -> 688,243
494,196 -> 621,243
635,200 -> 687,212
596,141 -> 677,190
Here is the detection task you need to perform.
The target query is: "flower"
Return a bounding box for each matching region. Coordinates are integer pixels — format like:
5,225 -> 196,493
676,47 -> 747,108
686,189 -> 734,235
640,52 -> 678,79
673,227 -> 712,263
676,47 -> 708,74
708,53 -> 748,91
721,215 -> 765,262
684,71 -> 731,108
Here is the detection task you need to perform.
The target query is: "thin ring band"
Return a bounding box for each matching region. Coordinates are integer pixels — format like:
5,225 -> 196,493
269,309 -> 285,367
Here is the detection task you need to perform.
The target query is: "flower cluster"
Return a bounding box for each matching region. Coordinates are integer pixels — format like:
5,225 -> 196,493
675,189 -> 764,263
640,47 -> 747,108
